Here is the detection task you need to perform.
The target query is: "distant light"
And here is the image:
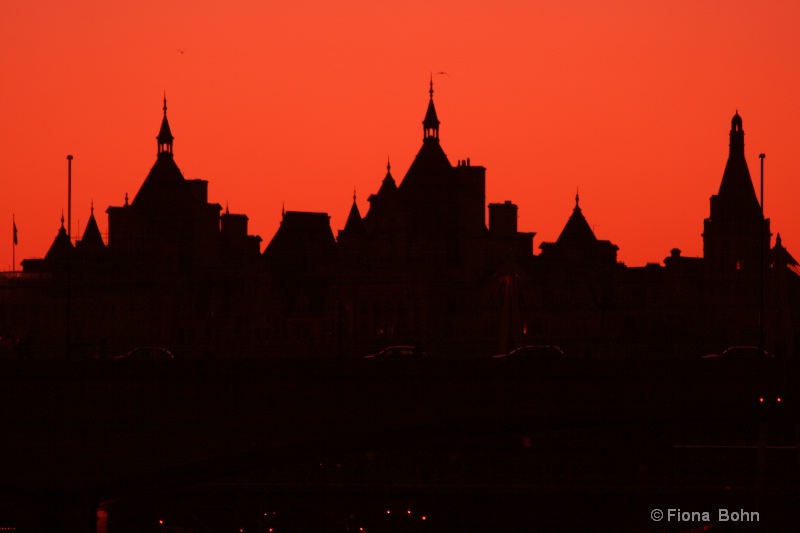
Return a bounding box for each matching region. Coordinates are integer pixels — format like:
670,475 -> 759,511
407,510 -> 412,515
386,510 -> 391,515
759,397 -> 764,403
422,516 -> 427,521
159,520 -> 164,525
777,397 -> 782,402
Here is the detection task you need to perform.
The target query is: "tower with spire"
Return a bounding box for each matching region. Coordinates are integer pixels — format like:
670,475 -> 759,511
702,112 -> 772,346
157,95 -> 174,156
703,112 -> 770,273
423,76 -> 440,141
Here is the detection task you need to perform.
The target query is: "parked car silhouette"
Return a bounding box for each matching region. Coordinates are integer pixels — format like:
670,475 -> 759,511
701,345 -> 772,360
363,345 -> 427,359
114,346 -> 175,361
491,345 -> 565,363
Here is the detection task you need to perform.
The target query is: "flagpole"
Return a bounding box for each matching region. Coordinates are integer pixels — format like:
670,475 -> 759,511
12,215 -> 15,273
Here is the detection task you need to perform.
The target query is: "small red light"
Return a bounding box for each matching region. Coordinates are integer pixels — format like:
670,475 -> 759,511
777,397 -> 782,402
759,397 -> 764,402
422,516 -> 427,521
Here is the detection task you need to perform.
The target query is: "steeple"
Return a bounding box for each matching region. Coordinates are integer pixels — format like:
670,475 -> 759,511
556,193 -> 597,246
423,75 -> 440,141
343,189 -> 364,234
157,94 -> 174,156
716,111 -> 759,216
79,203 -> 105,250
379,156 -> 397,193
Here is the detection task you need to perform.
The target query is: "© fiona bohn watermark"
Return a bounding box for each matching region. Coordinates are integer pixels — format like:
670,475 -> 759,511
651,508 -> 760,523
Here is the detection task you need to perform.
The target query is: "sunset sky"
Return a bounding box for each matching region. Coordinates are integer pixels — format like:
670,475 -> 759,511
2,0 -> 799,270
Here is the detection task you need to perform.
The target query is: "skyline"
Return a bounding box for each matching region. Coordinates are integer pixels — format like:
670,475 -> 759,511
3,1 -> 800,269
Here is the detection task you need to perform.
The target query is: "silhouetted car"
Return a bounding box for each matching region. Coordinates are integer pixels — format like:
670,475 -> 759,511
491,345 -> 565,363
363,345 -> 427,359
701,345 -> 773,360
114,346 -> 175,361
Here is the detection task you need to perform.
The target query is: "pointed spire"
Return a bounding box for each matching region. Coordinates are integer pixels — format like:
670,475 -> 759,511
344,188 -> 364,234
124,192 -> 129,206
716,111 -> 760,215
79,203 -> 105,250
423,76 -> 440,141
379,156 -> 397,193
575,188 -> 580,208
157,94 -> 174,155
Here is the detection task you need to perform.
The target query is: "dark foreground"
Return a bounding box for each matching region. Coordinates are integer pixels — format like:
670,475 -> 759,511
1,355 -> 798,532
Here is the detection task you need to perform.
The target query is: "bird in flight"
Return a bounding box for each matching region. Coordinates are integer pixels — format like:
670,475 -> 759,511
177,48 -> 186,54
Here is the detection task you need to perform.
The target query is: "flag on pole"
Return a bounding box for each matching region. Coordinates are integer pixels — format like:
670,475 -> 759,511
13,219 -> 17,245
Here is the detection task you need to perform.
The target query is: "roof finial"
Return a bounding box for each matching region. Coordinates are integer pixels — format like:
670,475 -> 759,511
429,73 -> 434,100
124,192 -> 129,206
575,187 -> 580,207
353,187 -> 357,203
387,155 -> 391,173
91,200 -> 94,215
163,91 -> 168,117
61,211 -> 65,227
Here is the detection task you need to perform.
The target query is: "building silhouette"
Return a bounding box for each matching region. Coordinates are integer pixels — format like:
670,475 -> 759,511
2,86 -> 799,359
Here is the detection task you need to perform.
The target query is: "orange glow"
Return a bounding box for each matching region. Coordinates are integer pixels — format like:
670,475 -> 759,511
3,2 -> 800,269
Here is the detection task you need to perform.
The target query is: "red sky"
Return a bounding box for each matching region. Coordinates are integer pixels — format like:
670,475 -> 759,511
2,0 -> 799,269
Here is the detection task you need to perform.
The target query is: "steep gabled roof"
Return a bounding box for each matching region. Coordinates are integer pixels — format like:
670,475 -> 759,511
555,194 -> 597,246
79,207 -> 105,250
402,139 -> 452,189
377,161 -> 398,196
343,194 -> 364,234
44,217 -> 73,264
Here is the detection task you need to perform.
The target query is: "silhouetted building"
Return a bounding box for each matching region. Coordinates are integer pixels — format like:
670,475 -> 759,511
3,89 -> 799,360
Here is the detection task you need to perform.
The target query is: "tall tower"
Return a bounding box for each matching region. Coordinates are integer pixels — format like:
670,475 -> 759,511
703,112 -> 770,275
702,112 -> 771,346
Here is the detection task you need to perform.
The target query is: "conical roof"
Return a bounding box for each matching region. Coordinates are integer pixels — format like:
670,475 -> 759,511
157,96 -> 174,145
717,111 -> 760,216
44,217 -> 73,264
79,207 -> 105,249
343,193 -> 364,234
555,194 -> 597,246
